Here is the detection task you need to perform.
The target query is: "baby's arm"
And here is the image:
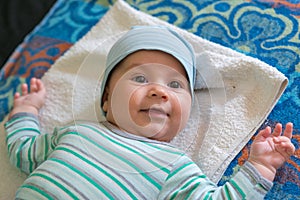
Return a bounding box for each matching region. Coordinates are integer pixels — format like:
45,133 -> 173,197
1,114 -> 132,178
249,122 -> 295,181
9,77 -> 46,117
5,114 -> 55,174
160,123 -> 295,199
5,78 -> 51,174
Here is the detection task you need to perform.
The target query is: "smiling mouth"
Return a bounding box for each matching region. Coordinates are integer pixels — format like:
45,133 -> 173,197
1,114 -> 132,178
140,108 -> 170,117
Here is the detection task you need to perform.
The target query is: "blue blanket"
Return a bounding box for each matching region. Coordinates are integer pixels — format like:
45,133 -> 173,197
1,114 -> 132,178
0,0 -> 299,199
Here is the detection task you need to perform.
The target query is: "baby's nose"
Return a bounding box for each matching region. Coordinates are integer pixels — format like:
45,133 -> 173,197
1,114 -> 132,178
148,85 -> 169,101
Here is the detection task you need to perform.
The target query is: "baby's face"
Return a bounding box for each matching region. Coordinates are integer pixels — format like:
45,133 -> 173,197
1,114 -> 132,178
102,50 -> 192,142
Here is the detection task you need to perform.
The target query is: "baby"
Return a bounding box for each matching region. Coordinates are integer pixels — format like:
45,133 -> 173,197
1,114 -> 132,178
5,26 -> 295,199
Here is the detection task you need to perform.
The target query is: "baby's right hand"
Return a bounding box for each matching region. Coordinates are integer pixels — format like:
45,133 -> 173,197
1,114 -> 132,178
248,122 -> 295,181
9,78 -> 46,117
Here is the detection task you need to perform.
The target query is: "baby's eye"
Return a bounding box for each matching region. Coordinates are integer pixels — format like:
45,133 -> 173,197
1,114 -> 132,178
168,81 -> 182,88
132,75 -> 148,83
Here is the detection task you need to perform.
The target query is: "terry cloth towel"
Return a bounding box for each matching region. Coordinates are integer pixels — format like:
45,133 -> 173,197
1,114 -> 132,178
38,0 -> 288,182
1,0 -> 287,189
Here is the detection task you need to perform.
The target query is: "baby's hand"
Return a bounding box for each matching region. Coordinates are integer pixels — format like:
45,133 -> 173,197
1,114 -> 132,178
9,78 -> 46,117
249,122 -> 295,181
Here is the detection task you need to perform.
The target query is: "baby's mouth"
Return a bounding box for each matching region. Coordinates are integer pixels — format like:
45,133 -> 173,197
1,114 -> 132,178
140,107 -> 170,117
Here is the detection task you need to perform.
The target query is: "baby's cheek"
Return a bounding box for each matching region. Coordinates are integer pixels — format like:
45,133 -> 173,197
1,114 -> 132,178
171,93 -> 191,131
129,95 -> 149,126
110,82 -> 136,124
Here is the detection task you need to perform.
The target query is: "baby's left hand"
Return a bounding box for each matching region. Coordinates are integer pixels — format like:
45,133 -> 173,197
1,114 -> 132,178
249,122 -> 295,181
9,78 -> 46,118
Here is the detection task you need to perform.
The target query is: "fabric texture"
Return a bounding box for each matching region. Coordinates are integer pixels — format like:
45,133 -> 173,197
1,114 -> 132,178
37,0 -> 287,183
0,0 -> 299,199
5,113 -> 272,199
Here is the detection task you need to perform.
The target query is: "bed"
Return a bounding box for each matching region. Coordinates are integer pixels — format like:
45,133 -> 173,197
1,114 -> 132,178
0,0 -> 299,199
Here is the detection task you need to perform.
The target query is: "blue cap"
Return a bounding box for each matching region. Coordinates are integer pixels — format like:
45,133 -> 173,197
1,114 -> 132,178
100,26 -> 196,110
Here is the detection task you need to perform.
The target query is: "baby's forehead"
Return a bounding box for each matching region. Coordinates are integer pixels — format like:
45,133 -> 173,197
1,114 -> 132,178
114,50 -> 189,78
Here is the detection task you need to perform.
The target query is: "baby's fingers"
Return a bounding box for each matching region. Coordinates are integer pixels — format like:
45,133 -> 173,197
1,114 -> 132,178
272,123 -> 282,137
283,122 -> 293,139
274,137 -> 295,158
14,92 -> 20,99
36,79 -> 45,93
30,78 -> 45,94
255,126 -> 271,141
21,83 -> 29,96
29,78 -> 38,93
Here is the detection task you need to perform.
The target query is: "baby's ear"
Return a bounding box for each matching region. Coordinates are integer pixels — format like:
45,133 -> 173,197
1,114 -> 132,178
101,87 -> 109,112
102,101 -> 108,112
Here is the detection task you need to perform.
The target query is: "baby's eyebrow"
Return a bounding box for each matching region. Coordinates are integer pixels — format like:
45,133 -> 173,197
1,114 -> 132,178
129,63 -> 144,68
121,63 -> 144,73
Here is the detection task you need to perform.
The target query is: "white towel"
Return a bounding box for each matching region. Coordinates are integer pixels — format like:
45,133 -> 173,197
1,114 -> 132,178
0,0 -> 287,197
38,0 -> 287,182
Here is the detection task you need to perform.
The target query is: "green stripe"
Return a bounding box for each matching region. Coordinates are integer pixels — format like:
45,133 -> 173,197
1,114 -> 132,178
229,179 -> 246,199
16,137 -> 30,169
143,141 -> 184,156
6,127 -> 40,142
185,182 -> 201,200
55,131 -> 75,142
28,136 -> 36,172
44,135 -> 49,160
20,184 -> 54,199
7,142 -> 13,153
224,184 -> 231,199
5,115 -> 35,127
80,124 -> 170,173
56,146 -> 138,200
203,191 -> 212,200
166,161 -> 194,181
50,129 -> 59,149
65,130 -> 161,190
4,116 -> 20,126
50,157 -> 115,199
31,173 -> 79,199
170,175 -> 202,199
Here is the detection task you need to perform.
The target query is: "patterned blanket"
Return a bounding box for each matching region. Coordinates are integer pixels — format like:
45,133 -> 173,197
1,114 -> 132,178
0,0 -> 299,199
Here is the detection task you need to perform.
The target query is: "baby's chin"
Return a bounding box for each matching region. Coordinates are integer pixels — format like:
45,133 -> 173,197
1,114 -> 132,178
110,117 -> 181,141
133,124 -> 180,142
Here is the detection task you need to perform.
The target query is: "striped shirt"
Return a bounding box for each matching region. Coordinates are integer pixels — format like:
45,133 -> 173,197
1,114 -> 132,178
5,113 -> 272,199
